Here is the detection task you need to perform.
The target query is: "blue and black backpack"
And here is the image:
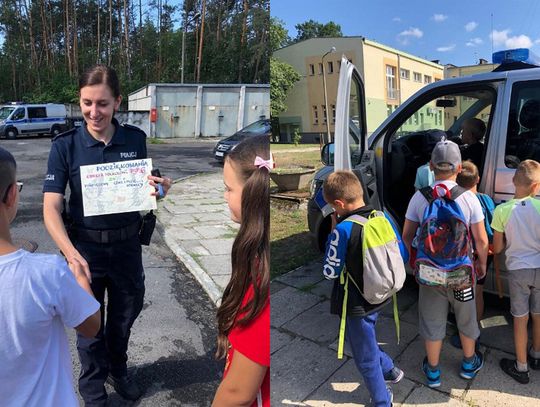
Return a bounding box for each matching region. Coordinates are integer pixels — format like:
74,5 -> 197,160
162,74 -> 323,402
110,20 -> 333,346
414,184 -> 475,289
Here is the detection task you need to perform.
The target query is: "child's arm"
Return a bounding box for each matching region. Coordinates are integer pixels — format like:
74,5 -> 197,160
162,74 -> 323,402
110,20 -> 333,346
212,351 -> 267,407
73,271 -> 101,338
402,219 -> 418,255
323,223 -> 348,279
470,220 -> 489,279
492,230 -> 505,254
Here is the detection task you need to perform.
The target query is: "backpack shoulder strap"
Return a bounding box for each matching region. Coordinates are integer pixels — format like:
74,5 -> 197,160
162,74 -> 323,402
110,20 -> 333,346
420,186 -> 434,204
449,185 -> 467,201
344,214 -> 368,225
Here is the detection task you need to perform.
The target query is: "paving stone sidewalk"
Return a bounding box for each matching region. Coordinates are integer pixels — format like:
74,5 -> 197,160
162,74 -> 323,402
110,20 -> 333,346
271,260 -> 540,407
156,172 -> 238,304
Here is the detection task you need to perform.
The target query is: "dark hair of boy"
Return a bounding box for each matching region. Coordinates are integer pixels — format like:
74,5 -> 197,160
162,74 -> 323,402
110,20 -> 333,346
323,170 -> 363,204
456,160 -> 479,190
0,148 -> 16,203
215,134 -> 270,359
513,159 -> 540,187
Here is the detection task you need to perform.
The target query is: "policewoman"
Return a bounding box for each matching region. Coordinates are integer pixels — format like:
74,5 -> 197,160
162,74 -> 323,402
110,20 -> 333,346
43,65 -> 171,406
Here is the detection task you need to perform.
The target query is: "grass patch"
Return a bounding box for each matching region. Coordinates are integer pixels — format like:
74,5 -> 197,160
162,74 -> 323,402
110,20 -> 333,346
270,143 -> 320,151
148,137 -> 165,144
272,149 -> 323,170
270,205 -> 321,279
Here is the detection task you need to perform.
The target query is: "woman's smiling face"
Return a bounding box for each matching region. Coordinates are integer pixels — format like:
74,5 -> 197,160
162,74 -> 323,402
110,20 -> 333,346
80,83 -> 121,138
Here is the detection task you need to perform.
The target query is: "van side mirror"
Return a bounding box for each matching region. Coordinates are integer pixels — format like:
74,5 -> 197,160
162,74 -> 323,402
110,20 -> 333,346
321,142 -> 335,166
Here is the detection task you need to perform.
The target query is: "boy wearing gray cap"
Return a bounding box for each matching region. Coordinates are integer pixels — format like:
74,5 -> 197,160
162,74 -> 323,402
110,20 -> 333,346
402,139 -> 489,388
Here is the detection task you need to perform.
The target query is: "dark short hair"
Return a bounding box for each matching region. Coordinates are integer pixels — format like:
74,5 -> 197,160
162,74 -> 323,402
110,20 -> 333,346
0,147 -> 16,201
79,65 -> 121,98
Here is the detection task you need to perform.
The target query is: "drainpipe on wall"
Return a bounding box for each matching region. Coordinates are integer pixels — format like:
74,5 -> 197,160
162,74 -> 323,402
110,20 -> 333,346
149,85 -> 156,138
237,86 -> 246,131
195,86 -> 203,137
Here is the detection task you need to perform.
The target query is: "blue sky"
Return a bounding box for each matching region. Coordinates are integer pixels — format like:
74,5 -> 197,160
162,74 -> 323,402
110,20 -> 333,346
271,0 -> 540,66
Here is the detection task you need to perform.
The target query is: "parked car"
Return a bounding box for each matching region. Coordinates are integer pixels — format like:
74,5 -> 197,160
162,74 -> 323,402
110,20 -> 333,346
308,48 -> 540,298
0,103 -> 67,139
213,119 -> 271,162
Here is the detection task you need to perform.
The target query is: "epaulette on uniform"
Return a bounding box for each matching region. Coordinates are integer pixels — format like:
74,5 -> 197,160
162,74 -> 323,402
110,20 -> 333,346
121,123 -> 147,137
52,126 -> 78,141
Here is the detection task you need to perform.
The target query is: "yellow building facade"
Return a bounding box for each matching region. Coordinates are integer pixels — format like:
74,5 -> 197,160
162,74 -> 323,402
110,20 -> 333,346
273,36 -> 444,141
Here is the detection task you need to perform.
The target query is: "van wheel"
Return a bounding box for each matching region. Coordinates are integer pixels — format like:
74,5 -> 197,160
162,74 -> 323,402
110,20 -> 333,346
51,125 -> 61,137
5,128 -> 17,139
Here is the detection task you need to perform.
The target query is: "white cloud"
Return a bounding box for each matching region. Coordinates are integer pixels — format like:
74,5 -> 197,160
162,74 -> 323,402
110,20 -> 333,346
491,29 -> 511,46
437,44 -> 456,52
507,35 -> 533,48
491,29 -> 533,48
432,14 -> 448,22
397,27 -> 423,45
535,39 -> 540,44
465,21 -> 478,32
466,37 -> 483,47
392,17 -> 401,22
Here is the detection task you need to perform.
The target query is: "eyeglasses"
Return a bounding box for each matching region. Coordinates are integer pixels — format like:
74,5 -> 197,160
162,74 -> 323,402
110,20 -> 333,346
2,181 -> 23,203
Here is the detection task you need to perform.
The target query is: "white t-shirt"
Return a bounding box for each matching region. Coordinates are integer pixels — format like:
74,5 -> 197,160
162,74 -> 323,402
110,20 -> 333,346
491,197 -> 540,270
405,180 -> 485,227
0,250 -> 100,407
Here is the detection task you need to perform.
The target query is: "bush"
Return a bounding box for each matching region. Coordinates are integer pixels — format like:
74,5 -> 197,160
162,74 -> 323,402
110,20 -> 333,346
292,128 -> 302,146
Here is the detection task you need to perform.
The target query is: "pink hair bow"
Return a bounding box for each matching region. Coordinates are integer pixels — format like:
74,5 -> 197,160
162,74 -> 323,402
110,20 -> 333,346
254,156 -> 274,171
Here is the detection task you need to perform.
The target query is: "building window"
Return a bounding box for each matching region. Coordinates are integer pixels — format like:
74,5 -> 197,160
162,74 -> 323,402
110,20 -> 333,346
434,77 -> 441,82
424,75 -> 432,84
413,72 -> 422,82
386,65 -> 398,100
321,105 -> 327,124
336,60 -> 341,72
327,61 -> 334,74
386,104 -> 393,117
400,68 -> 410,80
313,105 -> 319,124
309,64 -> 315,75
318,63 -> 323,75
331,104 -> 336,123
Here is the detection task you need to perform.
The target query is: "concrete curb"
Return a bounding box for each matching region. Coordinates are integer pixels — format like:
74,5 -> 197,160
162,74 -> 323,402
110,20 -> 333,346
162,227 -> 223,306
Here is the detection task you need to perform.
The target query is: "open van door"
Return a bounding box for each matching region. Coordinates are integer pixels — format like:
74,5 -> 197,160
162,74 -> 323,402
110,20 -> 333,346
333,57 -> 379,208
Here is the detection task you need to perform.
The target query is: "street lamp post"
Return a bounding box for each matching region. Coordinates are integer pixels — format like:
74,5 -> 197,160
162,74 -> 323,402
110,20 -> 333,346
181,12 -> 201,84
321,47 -> 336,144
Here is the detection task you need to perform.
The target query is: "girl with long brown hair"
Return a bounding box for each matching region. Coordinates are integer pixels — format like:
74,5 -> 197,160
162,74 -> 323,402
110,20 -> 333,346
212,134 -> 270,407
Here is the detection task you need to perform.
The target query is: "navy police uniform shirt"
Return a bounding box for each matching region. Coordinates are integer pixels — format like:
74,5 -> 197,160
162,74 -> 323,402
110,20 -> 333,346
43,118 -> 147,230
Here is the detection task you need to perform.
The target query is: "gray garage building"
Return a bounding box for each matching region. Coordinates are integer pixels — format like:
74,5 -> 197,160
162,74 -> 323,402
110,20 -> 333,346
127,84 -> 270,139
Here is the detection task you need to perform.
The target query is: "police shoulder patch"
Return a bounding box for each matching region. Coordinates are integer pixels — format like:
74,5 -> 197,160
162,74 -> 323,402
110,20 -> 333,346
52,126 -> 77,141
121,123 -> 147,137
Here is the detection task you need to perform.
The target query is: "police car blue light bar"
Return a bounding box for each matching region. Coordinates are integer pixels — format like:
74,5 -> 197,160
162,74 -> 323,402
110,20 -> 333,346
492,48 -> 540,65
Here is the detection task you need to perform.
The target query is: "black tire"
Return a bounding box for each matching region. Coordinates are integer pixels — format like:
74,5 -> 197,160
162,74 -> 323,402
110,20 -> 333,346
5,127 -> 17,139
50,125 -> 61,137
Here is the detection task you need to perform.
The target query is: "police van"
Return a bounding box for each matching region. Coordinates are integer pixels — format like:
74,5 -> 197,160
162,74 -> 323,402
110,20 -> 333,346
0,103 -> 67,139
308,48 -> 540,297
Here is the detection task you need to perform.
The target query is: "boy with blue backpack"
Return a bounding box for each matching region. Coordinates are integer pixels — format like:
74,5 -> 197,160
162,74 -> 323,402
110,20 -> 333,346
322,170 -> 405,407
402,140 -> 489,388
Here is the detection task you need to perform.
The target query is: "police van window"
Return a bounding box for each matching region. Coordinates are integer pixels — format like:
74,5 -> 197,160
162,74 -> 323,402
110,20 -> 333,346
0,107 -> 15,120
505,80 -> 540,167
386,88 -> 494,220
28,107 -> 47,119
12,108 -> 25,120
349,74 -> 363,167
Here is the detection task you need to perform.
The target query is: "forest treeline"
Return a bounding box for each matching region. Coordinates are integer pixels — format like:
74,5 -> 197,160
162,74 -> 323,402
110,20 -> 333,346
0,0 -> 269,104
